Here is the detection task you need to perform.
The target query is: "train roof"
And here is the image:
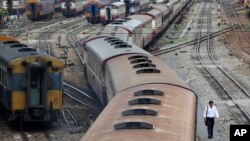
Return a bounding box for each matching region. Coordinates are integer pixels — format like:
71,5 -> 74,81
107,18 -> 144,34
129,14 -> 152,24
149,4 -> 170,15
81,83 -> 196,141
86,26 -> 130,43
0,40 -> 51,64
84,36 -> 150,66
106,54 -> 190,93
143,9 -> 162,18
111,1 -> 125,7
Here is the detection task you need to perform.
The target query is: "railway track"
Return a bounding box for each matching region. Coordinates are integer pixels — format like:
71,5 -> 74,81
220,0 -> 250,63
20,130 -> 51,141
63,82 -> 103,113
196,0 -> 250,120
152,25 -> 236,56
62,108 -> 78,126
36,19 -> 103,114
36,18 -> 86,55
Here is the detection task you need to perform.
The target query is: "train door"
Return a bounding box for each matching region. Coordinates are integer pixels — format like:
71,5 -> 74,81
66,0 -> 71,13
28,67 -> 45,106
30,4 -> 36,17
106,6 -> 111,21
91,4 -> 96,17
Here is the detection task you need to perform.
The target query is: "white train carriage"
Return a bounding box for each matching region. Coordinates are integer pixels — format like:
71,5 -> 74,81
129,0 -> 140,14
83,36 -> 150,105
100,1 -> 126,25
142,9 -> 162,38
26,0 -> 55,20
139,0 -> 150,11
129,14 -> 153,47
61,0 -> 86,17
108,18 -> 145,48
150,4 -> 171,29
2,0 -> 25,14
54,0 -> 61,11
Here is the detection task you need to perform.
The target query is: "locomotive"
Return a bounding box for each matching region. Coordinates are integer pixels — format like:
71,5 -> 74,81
0,36 -> 64,122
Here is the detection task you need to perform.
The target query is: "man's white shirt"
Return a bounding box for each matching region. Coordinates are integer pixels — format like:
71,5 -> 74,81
203,106 -> 219,118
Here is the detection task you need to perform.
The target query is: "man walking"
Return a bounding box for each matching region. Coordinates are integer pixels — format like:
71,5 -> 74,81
204,101 -> 219,139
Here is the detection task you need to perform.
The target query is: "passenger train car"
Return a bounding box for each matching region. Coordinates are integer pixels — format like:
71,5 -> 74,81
61,0 -> 86,17
84,0 -> 111,23
26,0 -> 55,20
100,1 -> 126,25
85,0 -> 151,24
54,0 -> 62,12
81,0 -> 196,140
0,36 -> 64,122
2,0 -> 25,15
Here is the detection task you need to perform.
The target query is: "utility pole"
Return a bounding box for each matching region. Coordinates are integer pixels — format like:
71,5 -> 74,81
7,0 -> 12,15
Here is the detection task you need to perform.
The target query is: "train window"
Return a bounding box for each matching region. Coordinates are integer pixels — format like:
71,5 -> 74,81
18,48 -> 37,52
129,98 -> 161,105
134,90 -> 164,96
128,55 -> 148,60
3,41 -> 19,44
122,109 -> 157,116
133,63 -> 156,68
114,122 -> 153,130
136,68 -> 160,74
130,58 -> 152,64
10,44 -> 28,48
115,44 -> 132,48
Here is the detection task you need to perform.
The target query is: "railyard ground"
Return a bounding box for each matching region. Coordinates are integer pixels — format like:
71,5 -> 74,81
157,0 -> 250,141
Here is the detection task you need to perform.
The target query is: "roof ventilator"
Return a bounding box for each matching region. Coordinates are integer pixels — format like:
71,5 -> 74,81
130,58 -> 152,64
133,63 -> 156,68
115,44 -> 132,48
3,41 -> 19,44
128,55 -> 148,60
110,41 -> 126,45
18,48 -> 37,52
128,98 -> 161,105
10,44 -> 28,48
114,122 -> 153,130
134,90 -> 164,96
107,39 -> 122,43
111,21 -> 123,25
122,109 -> 157,116
104,37 -> 119,41
136,68 -> 160,74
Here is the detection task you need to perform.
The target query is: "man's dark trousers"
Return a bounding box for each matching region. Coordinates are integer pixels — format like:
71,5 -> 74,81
206,117 -> 215,137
